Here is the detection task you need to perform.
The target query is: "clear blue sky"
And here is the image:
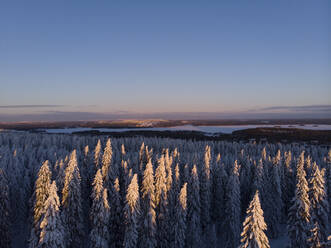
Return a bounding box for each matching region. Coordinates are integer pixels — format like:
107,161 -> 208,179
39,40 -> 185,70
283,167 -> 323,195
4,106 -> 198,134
0,0 -> 330,120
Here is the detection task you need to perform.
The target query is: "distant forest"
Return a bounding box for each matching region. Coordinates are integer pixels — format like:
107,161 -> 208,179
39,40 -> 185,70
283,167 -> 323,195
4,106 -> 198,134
0,132 -> 330,247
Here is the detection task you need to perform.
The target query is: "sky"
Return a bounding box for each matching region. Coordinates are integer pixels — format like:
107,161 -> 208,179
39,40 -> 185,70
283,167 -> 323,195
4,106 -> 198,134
0,0 -> 330,121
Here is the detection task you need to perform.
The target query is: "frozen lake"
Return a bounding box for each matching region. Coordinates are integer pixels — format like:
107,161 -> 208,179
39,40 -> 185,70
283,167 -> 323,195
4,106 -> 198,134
42,124 -> 331,134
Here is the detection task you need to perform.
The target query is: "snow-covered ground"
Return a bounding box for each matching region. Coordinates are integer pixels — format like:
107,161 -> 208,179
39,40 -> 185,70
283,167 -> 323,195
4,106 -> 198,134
41,124 -> 331,134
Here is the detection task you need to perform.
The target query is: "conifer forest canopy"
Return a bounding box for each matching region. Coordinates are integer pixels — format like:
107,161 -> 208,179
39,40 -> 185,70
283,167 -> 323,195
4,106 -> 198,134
0,132 -> 330,248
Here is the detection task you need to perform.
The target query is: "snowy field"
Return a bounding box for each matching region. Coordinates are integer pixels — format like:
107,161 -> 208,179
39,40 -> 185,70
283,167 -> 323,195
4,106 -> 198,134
42,124 -> 331,134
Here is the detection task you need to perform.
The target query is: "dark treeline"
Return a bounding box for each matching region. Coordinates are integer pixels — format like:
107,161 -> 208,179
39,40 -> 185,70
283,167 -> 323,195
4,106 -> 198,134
0,132 -> 330,248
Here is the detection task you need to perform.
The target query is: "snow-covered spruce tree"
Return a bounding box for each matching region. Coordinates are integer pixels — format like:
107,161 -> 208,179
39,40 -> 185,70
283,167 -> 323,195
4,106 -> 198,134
261,147 -> 267,161
119,159 -> 129,204
55,159 -> 66,194
287,152 -> 310,248
224,160 -> 241,248
82,146 -> 94,188
123,174 -> 140,248
322,235 -> 331,247
101,138 -> 113,185
240,156 -> 253,218
308,162 -> 329,243
33,160 -> 52,228
8,149 -> 25,222
154,155 -> 167,207
156,189 -> 169,248
174,163 -> 181,192
182,164 -> 190,188
265,160 -> 282,238
121,144 -> 126,161
252,159 -> 265,197
282,151 -> 295,218
186,165 -> 201,248
109,178 -> 123,248
81,145 -> 92,230
211,154 -> 227,235
240,190 -> 270,248
38,181 -> 65,248
326,149 -> 331,225
89,169 -> 110,248
61,150 -> 84,248
173,182 -> 187,248
307,222 -> 322,248
139,142 -> 145,172
93,139 -> 102,171
200,145 -> 211,233
252,158 -> 280,238
305,155 -> 312,179
82,145 -> 90,180
30,160 -> 52,246
0,169 -> 11,248
168,163 -> 181,245
138,160 -> 156,248
164,148 -> 173,193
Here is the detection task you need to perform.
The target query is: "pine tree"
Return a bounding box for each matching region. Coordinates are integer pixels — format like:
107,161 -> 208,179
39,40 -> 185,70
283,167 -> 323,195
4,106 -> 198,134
0,169 -> 11,248
186,165 -> 201,248
138,160 -> 156,248
123,174 -> 140,248
225,160 -> 241,248
89,169 -> 110,248
61,150 -> 84,248
308,162 -> 329,243
38,181 -> 65,248
240,190 -> 270,248
173,183 -> 187,248
287,152 -> 310,248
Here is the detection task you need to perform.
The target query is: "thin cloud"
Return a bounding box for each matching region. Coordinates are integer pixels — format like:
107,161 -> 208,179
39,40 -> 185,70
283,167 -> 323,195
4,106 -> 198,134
0,104 -> 330,121
0,105 -> 67,109
1,109 -> 331,122
257,105 -> 331,112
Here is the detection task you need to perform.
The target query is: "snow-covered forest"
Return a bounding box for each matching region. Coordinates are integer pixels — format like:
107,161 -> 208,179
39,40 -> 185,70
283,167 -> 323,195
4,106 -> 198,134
0,132 -> 330,248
